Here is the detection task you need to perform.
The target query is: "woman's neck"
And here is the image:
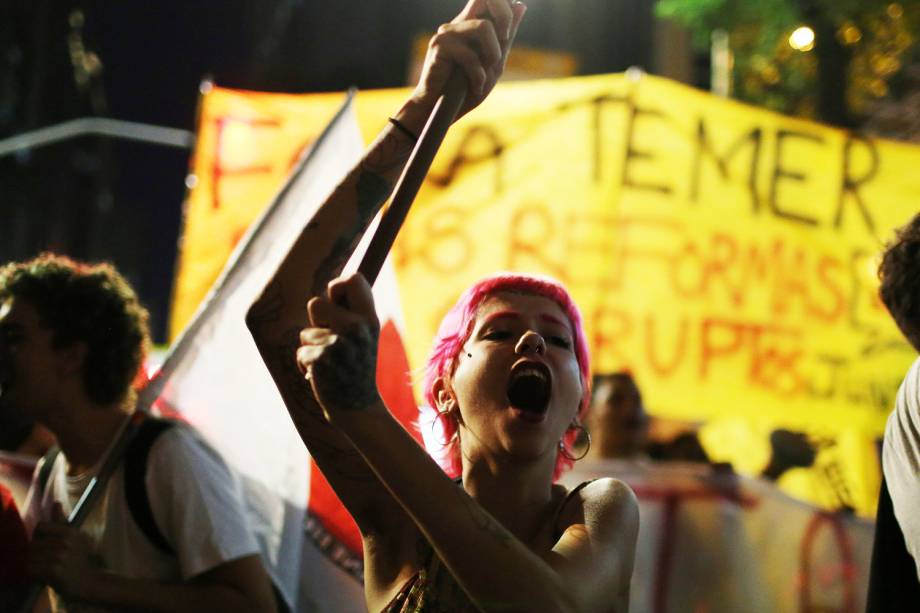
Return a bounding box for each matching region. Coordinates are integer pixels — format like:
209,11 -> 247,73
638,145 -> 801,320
460,457 -> 558,544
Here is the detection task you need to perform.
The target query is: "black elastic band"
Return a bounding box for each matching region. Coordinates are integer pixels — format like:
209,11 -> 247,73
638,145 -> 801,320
388,117 -> 418,142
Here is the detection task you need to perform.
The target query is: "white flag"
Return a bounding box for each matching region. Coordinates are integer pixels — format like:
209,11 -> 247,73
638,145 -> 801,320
143,94 -> 365,611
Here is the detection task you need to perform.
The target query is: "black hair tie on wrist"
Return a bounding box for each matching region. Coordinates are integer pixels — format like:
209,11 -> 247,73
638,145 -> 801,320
388,117 -> 419,143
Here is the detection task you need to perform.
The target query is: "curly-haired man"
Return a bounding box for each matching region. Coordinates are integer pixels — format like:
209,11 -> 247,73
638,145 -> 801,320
0,254 -> 277,612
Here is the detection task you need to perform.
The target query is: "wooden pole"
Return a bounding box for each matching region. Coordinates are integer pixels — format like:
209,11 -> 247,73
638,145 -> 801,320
357,71 -> 468,284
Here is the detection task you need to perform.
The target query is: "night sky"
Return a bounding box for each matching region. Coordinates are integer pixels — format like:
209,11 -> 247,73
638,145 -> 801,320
1,0 -> 661,342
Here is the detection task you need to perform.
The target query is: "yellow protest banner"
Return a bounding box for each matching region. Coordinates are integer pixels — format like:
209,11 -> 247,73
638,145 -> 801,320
171,74 -> 920,515
170,85 -> 409,335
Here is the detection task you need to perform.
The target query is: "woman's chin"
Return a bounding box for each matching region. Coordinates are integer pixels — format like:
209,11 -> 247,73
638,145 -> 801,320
501,434 -> 561,465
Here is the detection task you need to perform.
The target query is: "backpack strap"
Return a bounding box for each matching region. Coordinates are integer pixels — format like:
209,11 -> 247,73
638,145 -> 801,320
123,415 -> 176,556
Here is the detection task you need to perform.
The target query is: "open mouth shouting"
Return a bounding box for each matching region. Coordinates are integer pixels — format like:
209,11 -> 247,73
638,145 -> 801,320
507,360 -> 552,421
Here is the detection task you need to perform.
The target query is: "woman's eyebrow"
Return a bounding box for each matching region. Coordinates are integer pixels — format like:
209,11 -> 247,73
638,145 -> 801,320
478,311 -> 572,335
480,311 -> 521,327
540,313 -> 564,326
540,314 -> 570,330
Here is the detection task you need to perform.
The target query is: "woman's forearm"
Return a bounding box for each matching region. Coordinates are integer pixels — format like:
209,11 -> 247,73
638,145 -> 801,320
245,98 -> 428,531
247,102 -> 422,332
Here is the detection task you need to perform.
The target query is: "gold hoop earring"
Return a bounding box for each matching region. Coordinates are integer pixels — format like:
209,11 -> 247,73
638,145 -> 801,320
559,424 -> 591,462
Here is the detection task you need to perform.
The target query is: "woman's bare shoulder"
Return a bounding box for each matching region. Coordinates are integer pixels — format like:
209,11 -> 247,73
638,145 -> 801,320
547,478 -> 638,610
559,477 -> 639,534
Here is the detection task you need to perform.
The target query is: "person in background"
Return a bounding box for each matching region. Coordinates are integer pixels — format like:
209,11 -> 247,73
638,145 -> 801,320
0,253 -> 278,612
867,211 -> 920,610
879,212 -> 920,556
583,371 -> 713,468
759,429 -> 817,482
586,371 -> 650,462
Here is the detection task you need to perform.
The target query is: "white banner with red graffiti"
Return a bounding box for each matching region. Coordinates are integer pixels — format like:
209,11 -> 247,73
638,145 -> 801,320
562,460 -> 873,613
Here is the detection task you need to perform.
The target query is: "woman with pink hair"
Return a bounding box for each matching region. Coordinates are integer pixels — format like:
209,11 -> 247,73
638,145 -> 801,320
295,271 -> 638,612
251,1 -> 638,610
420,273 -> 594,482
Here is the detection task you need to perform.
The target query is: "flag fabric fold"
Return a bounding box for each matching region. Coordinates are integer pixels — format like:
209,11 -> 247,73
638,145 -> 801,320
144,93 -> 366,610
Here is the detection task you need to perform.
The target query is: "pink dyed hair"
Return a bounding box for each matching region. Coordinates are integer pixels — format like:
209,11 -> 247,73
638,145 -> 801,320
422,273 -> 592,481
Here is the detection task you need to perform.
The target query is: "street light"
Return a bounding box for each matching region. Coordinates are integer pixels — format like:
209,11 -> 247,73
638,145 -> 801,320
789,26 -> 816,52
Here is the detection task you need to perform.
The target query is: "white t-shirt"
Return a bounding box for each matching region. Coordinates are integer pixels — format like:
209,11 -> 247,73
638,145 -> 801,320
23,420 -> 261,593
884,356 -> 920,580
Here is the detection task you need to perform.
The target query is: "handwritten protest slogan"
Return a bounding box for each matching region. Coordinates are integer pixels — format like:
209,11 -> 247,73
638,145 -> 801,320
172,75 -> 920,515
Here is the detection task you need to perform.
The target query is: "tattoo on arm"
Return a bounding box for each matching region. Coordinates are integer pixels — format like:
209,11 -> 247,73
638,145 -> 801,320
456,488 -> 514,546
311,323 -> 381,412
250,127 -> 414,483
311,132 -> 410,295
362,124 -> 415,176
247,281 -> 284,330
311,169 -> 393,295
269,327 -> 374,482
